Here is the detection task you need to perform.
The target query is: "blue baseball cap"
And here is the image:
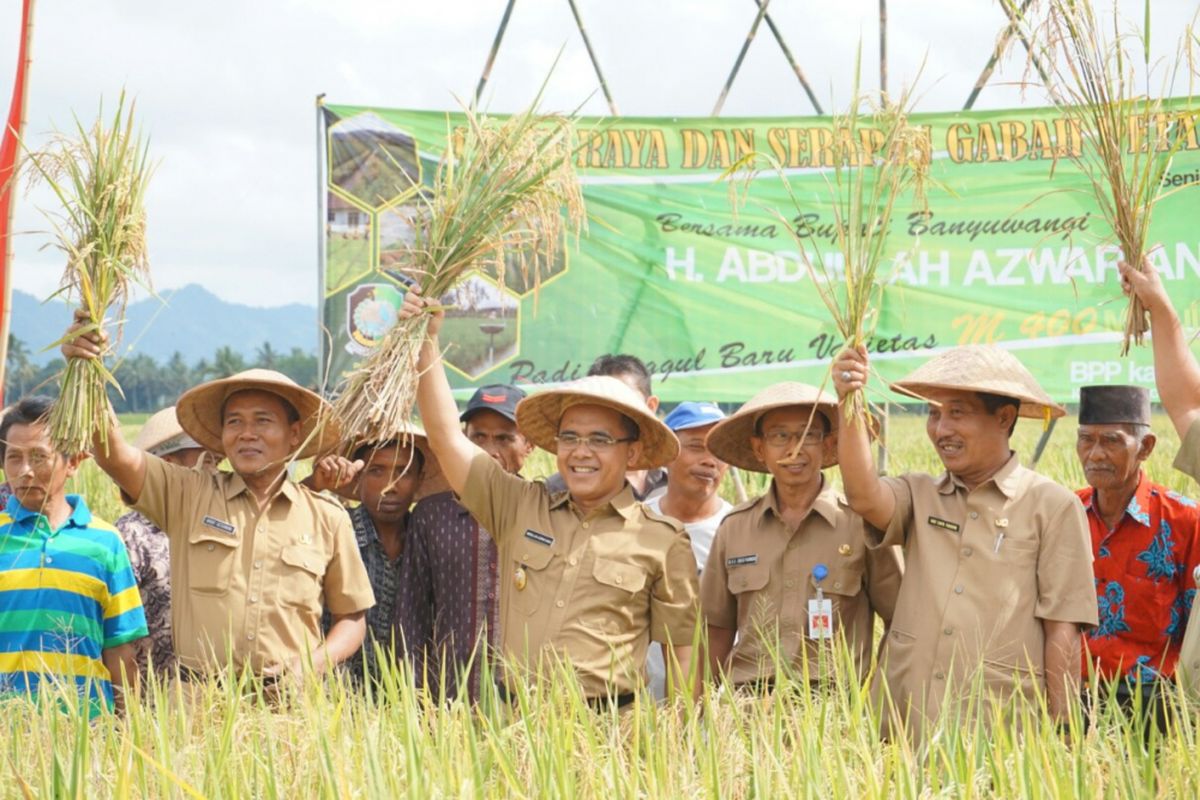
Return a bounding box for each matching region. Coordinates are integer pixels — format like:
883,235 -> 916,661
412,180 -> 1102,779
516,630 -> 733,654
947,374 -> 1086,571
662,401 -> 725,432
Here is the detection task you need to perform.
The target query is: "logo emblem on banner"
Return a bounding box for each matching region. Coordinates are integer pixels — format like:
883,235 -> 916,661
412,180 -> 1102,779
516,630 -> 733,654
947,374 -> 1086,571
346,283 -> 404,355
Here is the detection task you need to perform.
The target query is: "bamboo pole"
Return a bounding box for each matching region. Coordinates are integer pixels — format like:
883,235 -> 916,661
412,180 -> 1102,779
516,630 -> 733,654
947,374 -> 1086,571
752,0 -> 823,114
1030,417 -> 1058,468
0,0 -> 37,400
712,0 -> 772,116
963,0 -> 1036,110
474,0 -> 518,107
566,0 -> 619,116
879,0 -> 888,99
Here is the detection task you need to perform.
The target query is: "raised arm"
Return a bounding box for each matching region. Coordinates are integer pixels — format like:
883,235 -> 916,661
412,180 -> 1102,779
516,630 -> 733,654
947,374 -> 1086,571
831,346 -> 896,530
1120,257 -> 1200,439
400,286 -> 487,495
60,312 -> 148,500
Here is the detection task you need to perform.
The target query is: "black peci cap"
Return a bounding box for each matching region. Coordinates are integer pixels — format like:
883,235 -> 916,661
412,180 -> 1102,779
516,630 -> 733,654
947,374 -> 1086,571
1078,385 -> 1151,426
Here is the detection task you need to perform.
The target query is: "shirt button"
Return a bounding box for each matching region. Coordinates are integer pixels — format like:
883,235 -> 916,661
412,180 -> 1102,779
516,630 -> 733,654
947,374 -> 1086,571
249,595 -> 258,603
207,544 -> 215,551
246,633 -> 256,641
969,512 -> 978,520
254,560 -> 262,569
961,546 -> 973,557
45,557 -> 53,564
522,553 -> 530,561
555,600 -> 565,608
785,579 -> 795,589
954,585 -> 964,594
257,524 -> 265,534
935,671 -> 945,680
833,581 -> 842,590
582,522 -> 590,530
615,576 -> 623,585
944,627 -> 953,635
569,557 -> 578,566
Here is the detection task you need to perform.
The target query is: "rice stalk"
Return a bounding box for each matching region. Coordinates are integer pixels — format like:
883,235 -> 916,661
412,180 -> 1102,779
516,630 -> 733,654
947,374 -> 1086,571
1004,0 -> 1196,355
24,92 -> 153,454
332,98 -> 584,444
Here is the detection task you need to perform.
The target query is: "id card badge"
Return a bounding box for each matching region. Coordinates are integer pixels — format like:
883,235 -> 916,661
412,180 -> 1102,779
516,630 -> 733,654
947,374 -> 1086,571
807,597 -> 833,640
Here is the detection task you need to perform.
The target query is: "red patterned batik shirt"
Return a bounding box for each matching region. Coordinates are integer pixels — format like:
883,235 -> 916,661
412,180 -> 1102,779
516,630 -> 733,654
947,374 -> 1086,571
1078,473 -> 1200,681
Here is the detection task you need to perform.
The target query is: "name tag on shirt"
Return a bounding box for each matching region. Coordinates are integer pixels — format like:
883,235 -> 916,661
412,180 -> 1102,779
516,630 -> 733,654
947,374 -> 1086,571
928,516 -> 960,533
726,554 -> 758,568
203,516 -> 236,536
808,597 -> 833,640
524,529 -> 554,547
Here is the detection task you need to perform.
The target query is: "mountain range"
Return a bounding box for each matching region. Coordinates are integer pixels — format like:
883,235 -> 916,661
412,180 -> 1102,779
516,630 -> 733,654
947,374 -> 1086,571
9,285 -> 318,366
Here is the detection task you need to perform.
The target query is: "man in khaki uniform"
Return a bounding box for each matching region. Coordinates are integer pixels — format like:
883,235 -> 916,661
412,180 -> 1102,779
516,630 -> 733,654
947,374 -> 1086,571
832,345 -> 1098,737
1120,257 -> 1200,696
700,383 -> 902,689
402,287 -> 699,706
63,323 -> 373,679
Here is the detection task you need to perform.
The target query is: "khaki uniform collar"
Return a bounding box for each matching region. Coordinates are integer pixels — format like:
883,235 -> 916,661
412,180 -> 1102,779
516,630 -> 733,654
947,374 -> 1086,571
936,451 -> 1022,498
222,470 -> 298,504
550,482 -> 639,520
756,476 -> 840,527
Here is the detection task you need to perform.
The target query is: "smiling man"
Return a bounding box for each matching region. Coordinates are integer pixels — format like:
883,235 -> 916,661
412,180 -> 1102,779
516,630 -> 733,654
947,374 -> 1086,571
401,287 -> 699,707
700,384 -> 901,692
0,396 -> 147,715
1074,385 -> 1200,732
833,345 -> 1098,738
63,319 -> 373,683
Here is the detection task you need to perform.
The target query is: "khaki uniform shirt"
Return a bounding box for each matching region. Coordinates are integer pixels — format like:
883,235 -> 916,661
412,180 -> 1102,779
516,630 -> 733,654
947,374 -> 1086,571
1171,416 -> 1200,695
134,455 -> 375,673
869,453 -> 1097,736
460,453 -> 700,697
700,478 -> 902,685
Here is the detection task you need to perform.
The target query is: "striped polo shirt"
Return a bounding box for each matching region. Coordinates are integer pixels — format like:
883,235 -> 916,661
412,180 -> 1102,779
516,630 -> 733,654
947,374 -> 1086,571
0,494 -> 148,714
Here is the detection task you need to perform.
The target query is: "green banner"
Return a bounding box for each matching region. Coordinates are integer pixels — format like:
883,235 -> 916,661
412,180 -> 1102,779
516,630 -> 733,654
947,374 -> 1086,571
319,101 -> 1200,402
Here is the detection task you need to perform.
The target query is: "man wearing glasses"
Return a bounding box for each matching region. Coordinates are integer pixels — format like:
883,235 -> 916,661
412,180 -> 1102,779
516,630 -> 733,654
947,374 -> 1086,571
400,288 -> 700,708
699,383 -> 901,692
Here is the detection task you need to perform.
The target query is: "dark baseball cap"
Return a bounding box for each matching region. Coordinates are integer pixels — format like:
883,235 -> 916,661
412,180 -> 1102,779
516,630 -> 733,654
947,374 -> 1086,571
461,384 -> 527,424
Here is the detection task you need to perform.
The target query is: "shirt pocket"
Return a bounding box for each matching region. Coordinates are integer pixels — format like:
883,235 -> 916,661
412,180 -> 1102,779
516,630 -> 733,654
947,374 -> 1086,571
822,564 -> 865,625
187,528 -> 238,596
587,557 -> 648,634
512,545 -> 555,616
1121,573 -> 1177,647
278,544 -> 327,610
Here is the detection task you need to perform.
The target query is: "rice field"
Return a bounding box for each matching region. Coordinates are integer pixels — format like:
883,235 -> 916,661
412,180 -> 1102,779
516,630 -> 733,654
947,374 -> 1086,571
12,410 -> 1200,798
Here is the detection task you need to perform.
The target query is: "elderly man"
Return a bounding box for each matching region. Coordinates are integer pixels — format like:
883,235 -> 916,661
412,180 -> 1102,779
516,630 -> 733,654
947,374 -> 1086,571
643,401 -> 731,698
114,406 -> 217,681
1120,257 -> 1200,695
321,428 -> 442,686
833,344 -> 1098,737
544,354 -> 666,500
701,383 -> 901,691
402,287 -> 700,706
64,322 -> 373,681
0,396 -> 147,715
1074,384 -> 1200,732
403,384 -> 531,701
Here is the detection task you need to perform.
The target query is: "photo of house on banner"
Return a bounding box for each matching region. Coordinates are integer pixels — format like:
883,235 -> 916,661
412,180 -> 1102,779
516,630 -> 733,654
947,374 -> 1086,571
327,111 -> 422,209
326,191 -> 372,293
439,273 -> 520,379
378,202 -> 422,286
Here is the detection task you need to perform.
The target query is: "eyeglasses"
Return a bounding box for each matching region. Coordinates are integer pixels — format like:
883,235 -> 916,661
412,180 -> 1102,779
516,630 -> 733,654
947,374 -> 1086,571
760,430 -> 825,448
554,433 -> 636,452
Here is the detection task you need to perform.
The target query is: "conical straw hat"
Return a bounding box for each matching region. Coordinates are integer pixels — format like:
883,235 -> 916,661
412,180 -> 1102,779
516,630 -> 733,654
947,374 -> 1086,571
890,345 -> 1065,420
706,382 -> 839,472
176,369 -> 341,459
516,376 -> 678,470
133,406 -> 203,457
346,420 -> 449,501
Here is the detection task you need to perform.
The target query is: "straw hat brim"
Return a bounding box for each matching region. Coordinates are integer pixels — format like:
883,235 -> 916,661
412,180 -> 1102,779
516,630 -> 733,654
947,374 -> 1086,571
347,425 -> 449,501
707,399 -> 840,473
889,346 -> 1065,420
133,406 -> 202,456
176,371 -> 341,459
516,386 -> 678,470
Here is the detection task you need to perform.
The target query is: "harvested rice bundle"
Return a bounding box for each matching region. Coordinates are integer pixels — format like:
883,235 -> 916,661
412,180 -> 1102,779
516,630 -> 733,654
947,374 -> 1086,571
1007,0 -> 1195,354
333,103 -> 584,445
27,94 -> 152,455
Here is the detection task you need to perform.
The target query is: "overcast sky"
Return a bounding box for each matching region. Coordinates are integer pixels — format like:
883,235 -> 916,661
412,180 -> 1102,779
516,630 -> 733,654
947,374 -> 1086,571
2,0 -> 1196,308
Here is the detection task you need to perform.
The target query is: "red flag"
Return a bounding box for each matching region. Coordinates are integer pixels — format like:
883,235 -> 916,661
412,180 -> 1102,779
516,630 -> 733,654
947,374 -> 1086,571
0,0 -> 36,403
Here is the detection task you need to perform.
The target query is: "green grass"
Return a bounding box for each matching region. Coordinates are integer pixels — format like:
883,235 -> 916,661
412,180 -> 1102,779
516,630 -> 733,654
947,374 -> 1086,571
326,233 -> 371,293
5,410 -> 1200,797
441,314 -> 519,376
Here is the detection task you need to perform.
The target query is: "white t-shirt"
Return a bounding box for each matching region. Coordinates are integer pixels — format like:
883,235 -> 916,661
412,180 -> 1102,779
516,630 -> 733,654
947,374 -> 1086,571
643,495 -> 731,699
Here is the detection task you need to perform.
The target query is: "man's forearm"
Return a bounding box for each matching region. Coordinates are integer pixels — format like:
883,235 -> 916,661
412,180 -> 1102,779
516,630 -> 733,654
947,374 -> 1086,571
1043,620 -> 1081,722
317,612 -> 368,673
1147,303 -> 1200,438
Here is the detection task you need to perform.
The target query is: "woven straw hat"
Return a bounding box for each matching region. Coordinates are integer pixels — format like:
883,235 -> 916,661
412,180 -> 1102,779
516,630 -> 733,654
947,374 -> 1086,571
347,420 -> 449,501
515,375 -> 678,470
133,406 -> 204,457
890,345 -> 1065,420
706,382 -> 840,472
176,369 -> 341,459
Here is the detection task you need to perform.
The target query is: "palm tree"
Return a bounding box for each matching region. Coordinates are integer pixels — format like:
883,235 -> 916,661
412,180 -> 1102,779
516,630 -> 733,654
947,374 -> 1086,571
255,342 -> 278,370
5,335 -> 37,399
209,346 -> 247,379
